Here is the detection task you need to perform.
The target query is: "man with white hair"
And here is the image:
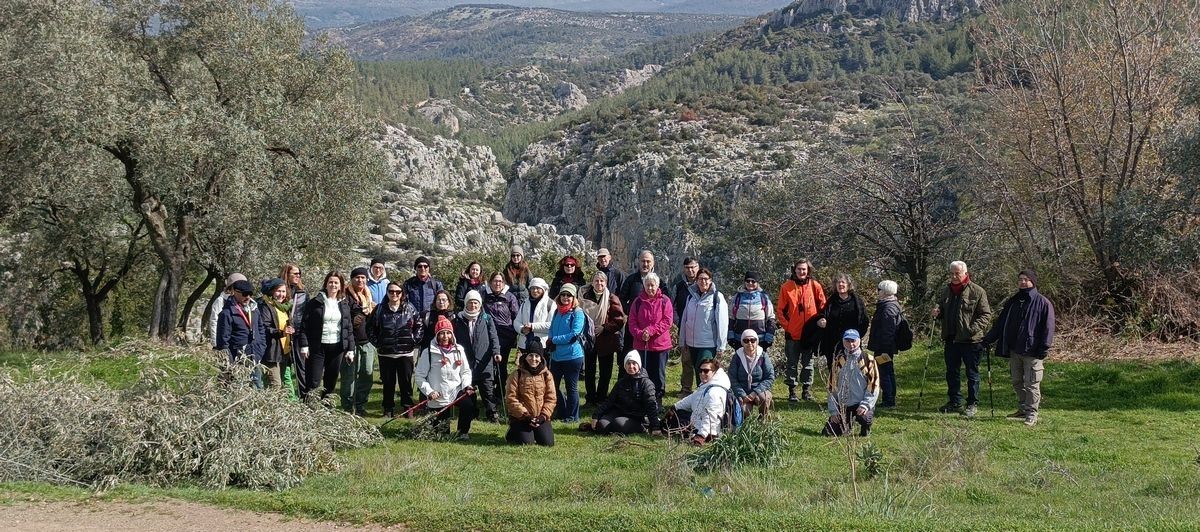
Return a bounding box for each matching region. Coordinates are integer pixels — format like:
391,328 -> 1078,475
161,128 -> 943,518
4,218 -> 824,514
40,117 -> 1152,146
932,260 -> 992,417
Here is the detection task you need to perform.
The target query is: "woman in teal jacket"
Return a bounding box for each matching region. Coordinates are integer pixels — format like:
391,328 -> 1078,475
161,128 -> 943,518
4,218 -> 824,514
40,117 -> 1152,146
548,283 -> 586,422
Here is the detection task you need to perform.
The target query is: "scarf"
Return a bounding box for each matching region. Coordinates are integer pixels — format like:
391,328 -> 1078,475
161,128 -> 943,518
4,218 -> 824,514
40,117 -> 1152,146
950,274 -> 971,296
557,302 -> 573,315
348,286 -> 374,314
436,343 -> 461,367
591,288 -> 611,326
263,297 -> 292,315
465,306 -> 481,319
737,346 -> 763,388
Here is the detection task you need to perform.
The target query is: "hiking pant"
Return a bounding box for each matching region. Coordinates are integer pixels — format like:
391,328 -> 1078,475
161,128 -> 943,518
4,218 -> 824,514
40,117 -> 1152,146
432,389 -> 478,435
281,362 -> 298,401
679,346 -> 694,393
1008,354 -> 1044,414
642,349 -> 669,408
495,330 -> 517,412
784,338 -> 817,388
823,406 -> 874,437
687,346 -> 717,387
595,414 -> 647,435
945,342 -> 982,407
378,354 -> 415,413
589,345 -> 617,402
506,419 -> 555,446
339,342 -> 376,413
551,357 -> 583,421
306,342 -> 343,401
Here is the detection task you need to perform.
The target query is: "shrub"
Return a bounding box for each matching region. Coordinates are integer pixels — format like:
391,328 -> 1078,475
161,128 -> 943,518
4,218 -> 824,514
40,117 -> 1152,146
685,416 -> 789,473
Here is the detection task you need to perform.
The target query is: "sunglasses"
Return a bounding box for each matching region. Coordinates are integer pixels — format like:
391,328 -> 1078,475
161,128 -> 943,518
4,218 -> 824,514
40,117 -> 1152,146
745,279 -> 758,283
699,368 -> 713,374
416,264 -> 430,269
387,290 -> 402,295
742,338 -> 758,344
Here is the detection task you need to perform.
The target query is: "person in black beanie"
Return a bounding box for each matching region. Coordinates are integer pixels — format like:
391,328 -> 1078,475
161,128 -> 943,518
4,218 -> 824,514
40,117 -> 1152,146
404,256 -> 445,315
983,270 -> 1055,427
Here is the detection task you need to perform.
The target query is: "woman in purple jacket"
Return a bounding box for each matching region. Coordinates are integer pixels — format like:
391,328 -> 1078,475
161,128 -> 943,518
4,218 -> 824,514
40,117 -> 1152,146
626,272 -> 674,407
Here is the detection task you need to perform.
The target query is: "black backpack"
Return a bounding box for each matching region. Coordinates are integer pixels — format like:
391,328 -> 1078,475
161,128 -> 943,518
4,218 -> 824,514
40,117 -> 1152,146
895,316 -> 913,352
573,309 -> 596,353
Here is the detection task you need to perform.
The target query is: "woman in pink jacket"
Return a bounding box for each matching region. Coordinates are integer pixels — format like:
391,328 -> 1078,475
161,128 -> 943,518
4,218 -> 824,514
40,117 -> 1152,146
626,272 -> 674,407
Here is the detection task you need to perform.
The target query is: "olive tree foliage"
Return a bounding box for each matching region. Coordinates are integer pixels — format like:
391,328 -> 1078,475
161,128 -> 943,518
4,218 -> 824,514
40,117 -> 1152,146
0,0 -> 388,343
973,0 -> 1200,329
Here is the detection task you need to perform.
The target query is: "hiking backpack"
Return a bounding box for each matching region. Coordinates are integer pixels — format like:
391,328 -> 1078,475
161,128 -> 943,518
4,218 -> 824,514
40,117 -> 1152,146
701,384 -> 743,432
895,315 -> 913,352
571,309 -> 596,353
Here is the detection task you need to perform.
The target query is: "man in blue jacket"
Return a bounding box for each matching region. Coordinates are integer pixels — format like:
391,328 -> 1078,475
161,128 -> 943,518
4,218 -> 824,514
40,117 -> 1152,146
983,270 -> 1055,427
215,279 -> 266,388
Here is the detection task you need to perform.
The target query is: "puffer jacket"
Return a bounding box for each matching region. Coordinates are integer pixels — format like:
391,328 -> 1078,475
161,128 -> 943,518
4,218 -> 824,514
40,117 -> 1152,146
627,290 -> 675,352
729,346 -> 775,400
367,302 -> 422,355
505,358 -> 556,421
867,298 -> 902,354
578,285 -> 626,355
935,281 -> 992,344
777,277 -> 827,342
513,295 -> 554,350
295,292 -> 354,353
673,368 -> 731,437
416,342 -> 473,409
482,284 -> 520,343
595,366 -> 659,431
728,289 -> 777,348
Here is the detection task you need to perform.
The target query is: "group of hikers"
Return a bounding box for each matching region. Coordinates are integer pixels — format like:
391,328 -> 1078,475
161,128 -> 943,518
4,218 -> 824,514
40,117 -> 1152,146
212,248 -> 1055,446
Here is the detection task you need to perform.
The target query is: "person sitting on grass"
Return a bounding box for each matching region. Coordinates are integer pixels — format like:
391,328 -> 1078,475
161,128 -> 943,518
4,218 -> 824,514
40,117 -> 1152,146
584,351 -> 661,436
823,329 -> 879,437
416,315 -> 476,441
666,358 -> 730,445
505,341 -> 557,446
729,329 -> 774,419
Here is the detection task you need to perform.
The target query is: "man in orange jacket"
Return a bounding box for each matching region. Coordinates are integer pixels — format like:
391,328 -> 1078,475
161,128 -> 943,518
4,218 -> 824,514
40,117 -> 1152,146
776,259 -> 827,402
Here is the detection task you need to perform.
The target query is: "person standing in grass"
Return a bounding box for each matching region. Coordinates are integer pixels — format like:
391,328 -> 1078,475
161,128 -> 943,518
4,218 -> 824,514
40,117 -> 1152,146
729,329 -> 775,419
515,277 -> 554,351
777,259 -> 827,402
671,257 -> 700,396
455,261 -> 486,310
422,290 -> 456,348
259,277 -> 296,397
823,329 -> 879,437
626,272 -> 674,408
578,270 -> 626,405
983,270 -> 1055,427
368,281 -> 422,418
342,267 -> 377,416
667,358 -> 730,445
404,256 -> 444,315
680,267 -> 730,388
815,273 -> 870,374
453,290 -> 502,423
505,341 -> 557,446
297,271 -> 354,402
588,350 -> 660,436
548,283 -> 586,423
932,260 -> 992,418
281,263 -> 308,397
483,271 -> 521,413
593,247 -> 625,300
417,315 -> 476,441
367,258 -> 389,305
727,270 -> 777,355
208,272 -> 248,347
867,280 -> 903,408
504,246 -> 533,305
215,279 -> 266,388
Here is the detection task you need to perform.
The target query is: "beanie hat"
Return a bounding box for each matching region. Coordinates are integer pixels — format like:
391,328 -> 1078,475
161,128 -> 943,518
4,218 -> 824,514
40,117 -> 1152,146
878,280 -> 898,297
623,350 -> 642,367
230,280 -> 254,296
511,245 -> 524,255
558,283 -> 578,298
435,315 -> 453,335
1019,269 -> 1038,286
529,277 -> 549,292
741,329 -> 759,340
351,266 -> 369,279
842,329 -> 861,341
260,277 -> 285,295
225,272 -> 247,288
370,257 -> 385,267
414,256 -> 431,268
465,290 -> 483,305
522,340 -> 545,356
744,270 -> 760,283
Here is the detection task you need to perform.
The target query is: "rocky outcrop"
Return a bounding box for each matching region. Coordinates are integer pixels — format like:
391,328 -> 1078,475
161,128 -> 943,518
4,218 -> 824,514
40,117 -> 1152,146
416,99 -> 473,135
372,124 -> 590,259
768,0 -> 980,25
603,64 -> 663,97
553,82 -> 589,110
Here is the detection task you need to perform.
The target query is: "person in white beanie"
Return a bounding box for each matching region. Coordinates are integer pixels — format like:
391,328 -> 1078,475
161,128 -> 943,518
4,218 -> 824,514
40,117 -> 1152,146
514,277 -> 554,351
729,329 -> 775,419
452,290 -> 501,422
867,280 -> 904,408
587,350 -> 660,435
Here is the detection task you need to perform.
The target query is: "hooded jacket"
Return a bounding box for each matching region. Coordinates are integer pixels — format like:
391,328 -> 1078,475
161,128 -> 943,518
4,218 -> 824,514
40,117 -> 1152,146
595,365 -> 659,430
416,339 -> 473,409
514,293 -> 554,350
680,282 -> 730,349
367,273 -> 388,305
627,289 -> 675,352
777,276 -> 827,342
983,287 -> 1055,359
296,291 -> 354,353
505,353 -> 556,421
673,368 -> 731,437
729,345 -> 775,400
482,284 -> 520,342
452,310 -> 501,376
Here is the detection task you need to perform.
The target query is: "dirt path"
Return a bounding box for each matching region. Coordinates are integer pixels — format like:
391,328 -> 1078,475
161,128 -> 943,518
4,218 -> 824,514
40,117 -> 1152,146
0,500 -> 402,531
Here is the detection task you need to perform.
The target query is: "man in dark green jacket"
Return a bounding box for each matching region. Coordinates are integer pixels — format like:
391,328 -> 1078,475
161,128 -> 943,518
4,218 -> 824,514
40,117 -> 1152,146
932,260 -> 992,418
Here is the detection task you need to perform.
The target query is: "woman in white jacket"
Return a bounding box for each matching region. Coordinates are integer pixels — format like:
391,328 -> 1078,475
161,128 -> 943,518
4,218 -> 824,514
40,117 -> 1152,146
514,277 -> 554,351
416,315 -> 476,440
668,358 -> 730,445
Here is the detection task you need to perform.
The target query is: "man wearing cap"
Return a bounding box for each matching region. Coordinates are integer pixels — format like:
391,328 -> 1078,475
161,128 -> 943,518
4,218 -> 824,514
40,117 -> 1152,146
983,270 -> 1055,427
404,256 -> 445,315
504,246 -> 533,305
208,272 -> 248,347
215,279 -> 266,388
594,248 -> 625,299
453,290 -> 502,422
367,258 -> 389,305
823,329 -> 879,437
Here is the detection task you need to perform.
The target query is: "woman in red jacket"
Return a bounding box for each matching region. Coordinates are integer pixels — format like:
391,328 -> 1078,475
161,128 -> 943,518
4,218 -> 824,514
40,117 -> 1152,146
626,272 -> 674,408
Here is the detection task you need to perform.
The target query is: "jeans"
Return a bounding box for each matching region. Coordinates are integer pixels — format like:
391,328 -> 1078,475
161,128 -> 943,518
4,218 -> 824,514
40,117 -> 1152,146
642,349 -> 669,407
339,342 -> 376,412
877,353 -> 897,406
945,342 -> 982,406
551,357 -> 584,421
378,354 -> 415,413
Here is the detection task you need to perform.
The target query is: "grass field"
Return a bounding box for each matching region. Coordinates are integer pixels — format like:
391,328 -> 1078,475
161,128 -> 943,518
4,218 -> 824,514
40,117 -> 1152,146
3,344 -> 1200,530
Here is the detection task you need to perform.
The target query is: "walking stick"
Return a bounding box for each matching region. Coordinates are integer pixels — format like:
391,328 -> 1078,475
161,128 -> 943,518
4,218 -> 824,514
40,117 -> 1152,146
379,398 -> 430,429
917,320 -> 938,411
986,345 -> 995,419
413,387 -> 477,427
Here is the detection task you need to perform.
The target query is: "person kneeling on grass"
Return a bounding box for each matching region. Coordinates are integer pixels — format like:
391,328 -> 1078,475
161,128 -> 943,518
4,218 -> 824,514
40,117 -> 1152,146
505,341 -> 557,446
584,351 -> 661,436
666,358 -> 730,445
416,315 -> 477,441
729,329 -> 774,419
823,329 -> 879,437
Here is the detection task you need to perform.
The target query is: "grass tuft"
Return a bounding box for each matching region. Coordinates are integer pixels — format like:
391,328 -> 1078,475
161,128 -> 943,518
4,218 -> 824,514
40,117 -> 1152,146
685,416 -> 788,473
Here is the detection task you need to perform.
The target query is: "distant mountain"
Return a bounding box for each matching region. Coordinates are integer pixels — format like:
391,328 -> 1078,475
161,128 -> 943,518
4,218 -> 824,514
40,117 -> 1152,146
322,4 -> 746,63
293,1 -> 795,28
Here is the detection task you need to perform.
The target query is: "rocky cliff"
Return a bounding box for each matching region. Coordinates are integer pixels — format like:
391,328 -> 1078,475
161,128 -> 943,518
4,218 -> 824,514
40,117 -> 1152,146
767,0 -> 980,25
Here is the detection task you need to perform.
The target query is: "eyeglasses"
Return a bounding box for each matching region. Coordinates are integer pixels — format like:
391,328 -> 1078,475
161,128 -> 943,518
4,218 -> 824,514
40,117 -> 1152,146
387,290 -> 402,295
742,338 -> 758,344
291,272 -> 302,276
416,264 -> 429,269
697,277 -> 712,281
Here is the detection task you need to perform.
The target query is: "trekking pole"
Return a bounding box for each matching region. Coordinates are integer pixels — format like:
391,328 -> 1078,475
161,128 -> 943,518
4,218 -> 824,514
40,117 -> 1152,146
379,398 -> 430,429
916,320 -> 938,411
986,345 -> 995,419
413,387 -> 477,427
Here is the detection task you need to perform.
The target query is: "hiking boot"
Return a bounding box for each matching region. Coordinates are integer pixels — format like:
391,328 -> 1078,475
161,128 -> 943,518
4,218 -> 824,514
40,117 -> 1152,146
456,432 -> 470,441
788,386 -> 799,402
962,404 -> 978,418
937,402 -> 962,414
383,409 -> 395,418
1006,410 -> 1026,419
487,413 -> 500,424
676,389 -> 692,399
1023,413 -> 1039,427
801,386 -> 815,402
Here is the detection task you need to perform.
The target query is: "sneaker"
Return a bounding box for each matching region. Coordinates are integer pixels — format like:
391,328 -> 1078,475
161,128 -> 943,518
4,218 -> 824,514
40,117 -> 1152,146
1023,413 -> 1039,427
788,390 -> 800,403
383,409 -> 395,418
938,402 -> 962,414
456,432 -> 470,441
801,386 -> 815,402
486,413 -> 500,424
962,404 -> 978,418
1006,410 -> 1026,419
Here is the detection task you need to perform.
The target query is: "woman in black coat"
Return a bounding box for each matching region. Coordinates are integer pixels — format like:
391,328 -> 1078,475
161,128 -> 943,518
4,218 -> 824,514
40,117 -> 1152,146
815,273 -> 869,372
296,271 -> 354,401
588,350 -> 660,435
368,281 -> 424,417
